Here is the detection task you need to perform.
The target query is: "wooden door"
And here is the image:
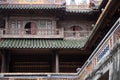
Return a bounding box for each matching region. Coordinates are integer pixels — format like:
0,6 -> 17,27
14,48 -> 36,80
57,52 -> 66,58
31,22 -> 37,35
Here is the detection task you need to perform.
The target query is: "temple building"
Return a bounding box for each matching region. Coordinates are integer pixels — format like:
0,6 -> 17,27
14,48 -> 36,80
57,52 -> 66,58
0,0 -> 120,80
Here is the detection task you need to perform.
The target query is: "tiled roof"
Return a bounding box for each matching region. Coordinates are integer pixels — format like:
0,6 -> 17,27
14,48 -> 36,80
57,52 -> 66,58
0,4 -> 100,14
0,4 -> 64,9
0,4 -> 99,14
0,39 -> 86,49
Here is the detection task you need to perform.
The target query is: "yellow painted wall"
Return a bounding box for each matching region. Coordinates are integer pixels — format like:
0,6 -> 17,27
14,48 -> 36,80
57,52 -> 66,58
8,0 -> 52,4
5,0 -> 66,4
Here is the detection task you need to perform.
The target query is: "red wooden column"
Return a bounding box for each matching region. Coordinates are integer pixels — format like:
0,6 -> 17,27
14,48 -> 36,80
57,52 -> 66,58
55,53 -> 59,73
31,22 -> 37,35
52,50 -> 59,73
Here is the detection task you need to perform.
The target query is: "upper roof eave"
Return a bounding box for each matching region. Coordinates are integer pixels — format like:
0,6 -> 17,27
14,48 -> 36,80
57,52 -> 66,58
0,4 -> 65,10
0,4 -> 99,14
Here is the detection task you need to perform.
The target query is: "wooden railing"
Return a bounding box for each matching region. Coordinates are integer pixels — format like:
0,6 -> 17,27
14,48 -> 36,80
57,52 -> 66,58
0,28 -> 63,38
64,31 -> 91,39
0,73 -> 77,80
0,28 -> 91,39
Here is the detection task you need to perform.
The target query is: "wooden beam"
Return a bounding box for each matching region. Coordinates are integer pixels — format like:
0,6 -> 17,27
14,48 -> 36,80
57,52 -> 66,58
84,0 -> 120,51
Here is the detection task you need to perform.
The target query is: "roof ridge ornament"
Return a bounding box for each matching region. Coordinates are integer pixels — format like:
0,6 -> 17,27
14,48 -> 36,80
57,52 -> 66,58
70,0 -> 76,5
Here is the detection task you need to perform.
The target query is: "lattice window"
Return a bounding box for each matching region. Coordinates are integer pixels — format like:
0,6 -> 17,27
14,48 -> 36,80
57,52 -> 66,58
39,20 -> 53,35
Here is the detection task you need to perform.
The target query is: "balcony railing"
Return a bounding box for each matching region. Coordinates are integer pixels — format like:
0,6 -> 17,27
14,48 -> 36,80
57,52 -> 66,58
0,28 -> 91,39
64,31 -> 91,39
0,28 -> 63,38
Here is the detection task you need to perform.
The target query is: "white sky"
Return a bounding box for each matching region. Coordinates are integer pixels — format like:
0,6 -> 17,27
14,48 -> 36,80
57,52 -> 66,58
66,0 -> 89,5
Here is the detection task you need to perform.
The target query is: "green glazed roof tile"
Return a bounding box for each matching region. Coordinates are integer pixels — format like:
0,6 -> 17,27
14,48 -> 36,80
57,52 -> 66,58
0,39 -> 87,49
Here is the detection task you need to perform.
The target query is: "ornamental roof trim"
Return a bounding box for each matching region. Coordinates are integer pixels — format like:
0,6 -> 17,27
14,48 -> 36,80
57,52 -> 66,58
66,9 -> 93,13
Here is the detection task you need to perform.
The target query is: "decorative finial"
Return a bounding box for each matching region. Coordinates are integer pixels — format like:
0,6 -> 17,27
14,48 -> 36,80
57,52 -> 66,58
70,0 -> 76,5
